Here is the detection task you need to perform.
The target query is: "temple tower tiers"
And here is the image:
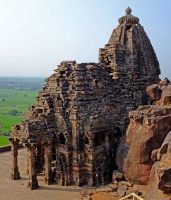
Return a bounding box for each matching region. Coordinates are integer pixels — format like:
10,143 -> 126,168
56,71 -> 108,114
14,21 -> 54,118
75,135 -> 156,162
10,8 -> 160,188
99,7 -> 160,87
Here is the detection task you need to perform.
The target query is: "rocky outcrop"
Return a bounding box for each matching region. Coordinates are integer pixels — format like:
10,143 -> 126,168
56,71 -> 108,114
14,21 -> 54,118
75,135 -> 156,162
145,131 -> 171,200
116,105 -> 171,185
146,77 -> 171,105
116,79 -> 171,199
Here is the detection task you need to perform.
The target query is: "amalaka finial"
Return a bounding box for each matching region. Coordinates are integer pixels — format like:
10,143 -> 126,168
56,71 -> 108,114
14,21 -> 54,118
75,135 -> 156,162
125,7 -> 132,15
118,7 -> 139,25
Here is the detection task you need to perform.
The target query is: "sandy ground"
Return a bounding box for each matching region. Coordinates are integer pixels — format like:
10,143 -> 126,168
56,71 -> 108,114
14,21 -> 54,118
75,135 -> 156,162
0,149 -> 81,200
0,149 -> 147,200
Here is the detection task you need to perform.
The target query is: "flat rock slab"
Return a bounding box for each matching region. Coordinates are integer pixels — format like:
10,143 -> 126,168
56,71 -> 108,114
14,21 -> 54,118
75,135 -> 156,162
117,185 -> 127,197
0,149 -> 81,200
95,186 -> 113,193
80,188 -> 94,197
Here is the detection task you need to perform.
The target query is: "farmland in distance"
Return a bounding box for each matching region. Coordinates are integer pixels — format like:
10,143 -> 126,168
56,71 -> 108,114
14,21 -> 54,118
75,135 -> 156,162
0,77 -> 45,146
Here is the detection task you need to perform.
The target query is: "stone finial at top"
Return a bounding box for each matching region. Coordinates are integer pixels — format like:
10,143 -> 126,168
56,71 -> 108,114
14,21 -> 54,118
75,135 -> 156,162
118,7 -> 139,25
125,7 -> 132,15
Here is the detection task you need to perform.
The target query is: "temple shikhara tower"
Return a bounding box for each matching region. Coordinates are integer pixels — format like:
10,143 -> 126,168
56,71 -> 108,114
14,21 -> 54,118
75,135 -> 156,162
9,7 -> 160,189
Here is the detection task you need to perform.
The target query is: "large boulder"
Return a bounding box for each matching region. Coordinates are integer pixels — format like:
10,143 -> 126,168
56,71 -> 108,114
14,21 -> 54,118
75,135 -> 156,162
145,131 -> 171,200
146,84 -> 162,102
116,105 -> 171,185
146,78 -> 171,105
160,84 -> 171,105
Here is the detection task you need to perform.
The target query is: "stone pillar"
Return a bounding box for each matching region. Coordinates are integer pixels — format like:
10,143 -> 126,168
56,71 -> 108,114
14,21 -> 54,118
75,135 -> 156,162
88,174 -> 93,186
9,138 -> 20,180
26,149 -> 29,175
44,145 -> 53,185
90,133 -> 95,152
26,144 -> 39,190
105,133 -> 109,147
96,173 -> 100,187
101,172 -> 105,185
36,144 -> 42,173
65,154 -> 70,186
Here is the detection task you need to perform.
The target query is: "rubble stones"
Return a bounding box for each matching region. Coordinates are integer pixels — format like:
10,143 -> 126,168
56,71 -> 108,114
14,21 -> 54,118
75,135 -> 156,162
118,181 -> 133,187
109,183 -> 118,191
117,185 -> 127,197
112,170 -> 123,182
80,188 -> 94,197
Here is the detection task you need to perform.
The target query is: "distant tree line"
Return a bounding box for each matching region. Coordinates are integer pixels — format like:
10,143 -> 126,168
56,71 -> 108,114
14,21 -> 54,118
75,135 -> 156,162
0,110 -> 23,116
8,109 -> 22,116
0,130 -> 10,136
0,77 -> 45,90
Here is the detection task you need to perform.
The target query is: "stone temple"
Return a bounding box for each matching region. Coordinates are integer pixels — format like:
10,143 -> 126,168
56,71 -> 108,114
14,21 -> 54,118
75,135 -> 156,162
9,7 -> 160,189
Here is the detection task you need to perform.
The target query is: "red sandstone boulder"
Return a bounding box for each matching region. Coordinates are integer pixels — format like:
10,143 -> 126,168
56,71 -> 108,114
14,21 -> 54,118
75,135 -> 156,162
145,131 -> 171,200
160,85 -> 171,105
146,84 -> 162,102
159,78 -> 170,86
116,105 -> 171,185
146,78 -> 171,106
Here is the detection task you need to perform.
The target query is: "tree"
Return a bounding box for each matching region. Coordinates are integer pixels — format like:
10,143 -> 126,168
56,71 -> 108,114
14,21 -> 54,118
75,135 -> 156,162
23,94 -> 27,97
8,110 -> 18,116
2,99 -> 5,102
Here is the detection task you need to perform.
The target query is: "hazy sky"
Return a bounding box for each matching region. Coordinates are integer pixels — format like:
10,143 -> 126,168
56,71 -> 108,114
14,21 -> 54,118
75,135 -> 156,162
0,0 -> 170,79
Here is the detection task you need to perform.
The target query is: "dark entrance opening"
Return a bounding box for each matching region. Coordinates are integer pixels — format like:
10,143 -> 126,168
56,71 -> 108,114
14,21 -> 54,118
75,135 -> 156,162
93,132 -> 106,147
59,133 -> 66,144
52,134 -> 57,161
52,146 -> 56,161
84,135 -> 89,144
93,134 -> 101,146
109,127 -> 123,172
116,127 -> 122,138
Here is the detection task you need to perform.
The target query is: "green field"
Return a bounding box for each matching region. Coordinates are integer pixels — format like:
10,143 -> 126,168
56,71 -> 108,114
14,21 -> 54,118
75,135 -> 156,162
0,136 -> 10,146
0,89 -> 39,146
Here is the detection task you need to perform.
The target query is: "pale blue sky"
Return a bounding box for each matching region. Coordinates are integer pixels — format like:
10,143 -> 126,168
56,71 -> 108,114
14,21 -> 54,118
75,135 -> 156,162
0,0 -> 170,79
